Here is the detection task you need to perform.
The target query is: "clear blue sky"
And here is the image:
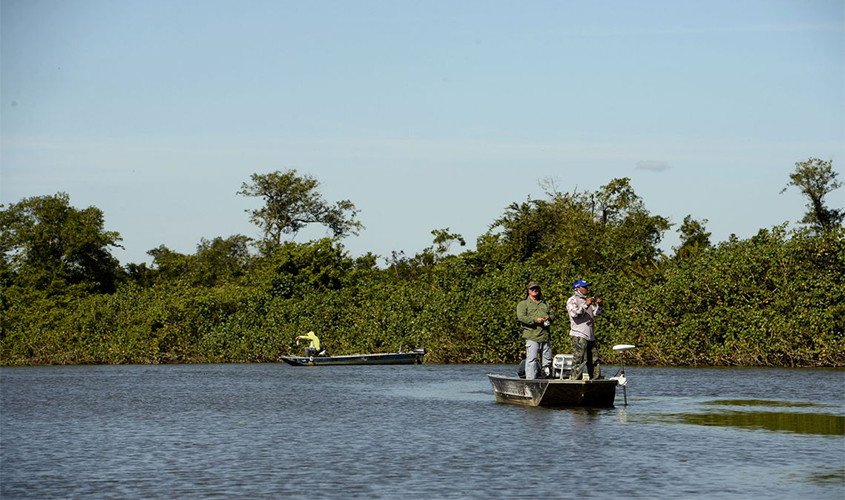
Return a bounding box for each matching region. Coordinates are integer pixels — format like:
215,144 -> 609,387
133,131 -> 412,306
2,0 -> 843,266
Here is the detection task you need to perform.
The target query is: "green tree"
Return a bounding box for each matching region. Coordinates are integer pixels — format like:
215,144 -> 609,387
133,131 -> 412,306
0,193 -> 123,295
383,228 -> 466,277
485,198 -> 547,263
593,177 -> 641,224
781,158 -> 844,234
193,235 -> 253,285
251,238 -> 353,299
146,245 -> 192,282
482,178 -> 669,273
587,178 -> 671,270
237,169 -> 364,253
674,215 -> 711,258
431,228 -> 466,259
142,235 -> 253,287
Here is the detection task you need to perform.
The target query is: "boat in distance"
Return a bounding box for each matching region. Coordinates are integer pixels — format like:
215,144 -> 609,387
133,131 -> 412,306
280,348 -> 427,366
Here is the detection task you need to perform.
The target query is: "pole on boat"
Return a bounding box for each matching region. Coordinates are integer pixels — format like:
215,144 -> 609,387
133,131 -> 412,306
611,344 -> 637,406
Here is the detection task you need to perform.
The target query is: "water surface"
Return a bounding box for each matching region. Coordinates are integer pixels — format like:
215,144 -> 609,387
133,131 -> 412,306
2,364 -> 843,499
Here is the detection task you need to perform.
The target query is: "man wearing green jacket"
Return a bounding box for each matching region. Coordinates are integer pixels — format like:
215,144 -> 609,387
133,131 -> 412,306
516,282 -> 555,379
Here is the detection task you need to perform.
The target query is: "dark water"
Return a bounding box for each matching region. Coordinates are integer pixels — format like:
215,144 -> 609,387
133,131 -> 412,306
1,363 -> 843,499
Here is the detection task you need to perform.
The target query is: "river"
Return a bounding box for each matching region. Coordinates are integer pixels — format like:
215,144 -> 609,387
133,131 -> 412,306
1,363 -> 843,499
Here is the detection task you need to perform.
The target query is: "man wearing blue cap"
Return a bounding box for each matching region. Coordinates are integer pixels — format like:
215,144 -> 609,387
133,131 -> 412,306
566,279 -> 604,380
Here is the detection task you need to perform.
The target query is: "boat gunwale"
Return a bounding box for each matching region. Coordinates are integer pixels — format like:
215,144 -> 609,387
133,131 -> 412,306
486,373 -> 620,386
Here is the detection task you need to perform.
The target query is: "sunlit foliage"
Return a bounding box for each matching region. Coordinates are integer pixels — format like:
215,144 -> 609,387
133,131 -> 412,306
1,168 -> 842,367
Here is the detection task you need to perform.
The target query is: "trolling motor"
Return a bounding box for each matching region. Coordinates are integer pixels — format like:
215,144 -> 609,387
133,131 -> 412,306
609,344 -> 638,405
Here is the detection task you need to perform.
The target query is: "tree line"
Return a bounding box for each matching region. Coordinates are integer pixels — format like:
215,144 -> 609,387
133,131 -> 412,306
1,159 -> 843,367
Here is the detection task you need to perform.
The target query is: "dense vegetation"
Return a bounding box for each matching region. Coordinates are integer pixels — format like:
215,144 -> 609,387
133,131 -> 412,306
1,162 -> 843,367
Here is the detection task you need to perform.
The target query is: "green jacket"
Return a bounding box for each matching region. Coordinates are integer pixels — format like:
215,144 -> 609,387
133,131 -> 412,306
516,298 -> 555,343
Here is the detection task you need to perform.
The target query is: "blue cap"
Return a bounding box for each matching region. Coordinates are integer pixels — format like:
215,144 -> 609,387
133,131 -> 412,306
573,279 -> 591,290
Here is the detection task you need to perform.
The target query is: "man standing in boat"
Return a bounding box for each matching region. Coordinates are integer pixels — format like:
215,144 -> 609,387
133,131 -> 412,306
567,279 -> 603,380
516,282 -> 555,379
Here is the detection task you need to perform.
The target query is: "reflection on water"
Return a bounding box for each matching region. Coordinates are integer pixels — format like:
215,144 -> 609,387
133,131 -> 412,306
803,468 -> 845,486
643,408 -> 844,436
702,399 -> 836,408
630,399 -> 845,436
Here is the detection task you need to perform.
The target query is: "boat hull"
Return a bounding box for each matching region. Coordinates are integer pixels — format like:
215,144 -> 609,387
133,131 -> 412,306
280,351 -> 425,366
487,374 -> 618,408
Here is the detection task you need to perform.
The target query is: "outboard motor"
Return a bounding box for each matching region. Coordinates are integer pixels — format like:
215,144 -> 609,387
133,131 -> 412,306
412,347 -> 427,364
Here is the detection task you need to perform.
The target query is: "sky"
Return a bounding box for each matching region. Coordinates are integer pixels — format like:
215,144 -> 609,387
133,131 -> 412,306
2,0 -> 843,266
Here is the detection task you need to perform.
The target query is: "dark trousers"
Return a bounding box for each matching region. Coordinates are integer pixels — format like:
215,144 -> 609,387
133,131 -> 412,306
569,336 -> 601,380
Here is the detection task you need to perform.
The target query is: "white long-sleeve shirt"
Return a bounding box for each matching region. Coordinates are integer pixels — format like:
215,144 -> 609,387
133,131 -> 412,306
566,291 -> 602,340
